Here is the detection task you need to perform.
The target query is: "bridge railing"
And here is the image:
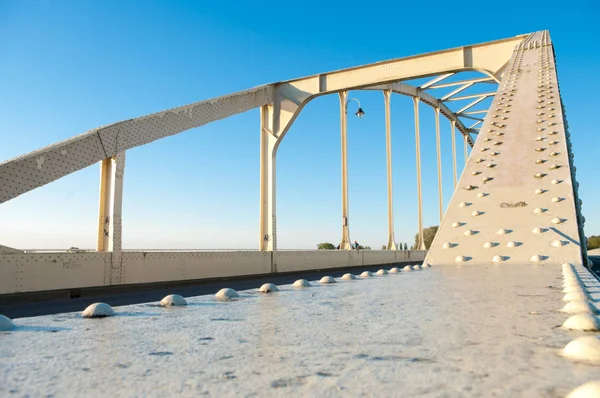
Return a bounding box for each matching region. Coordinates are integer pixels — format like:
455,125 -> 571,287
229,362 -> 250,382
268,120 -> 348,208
0,249 -> 426,295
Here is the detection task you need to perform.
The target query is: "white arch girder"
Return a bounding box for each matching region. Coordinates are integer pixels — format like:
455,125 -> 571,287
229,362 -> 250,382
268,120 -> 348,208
0,33 -> 528,207
364,82 -> 477,142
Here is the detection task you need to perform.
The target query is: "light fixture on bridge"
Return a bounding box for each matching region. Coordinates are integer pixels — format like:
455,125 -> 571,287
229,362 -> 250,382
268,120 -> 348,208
346,98 -> 364,118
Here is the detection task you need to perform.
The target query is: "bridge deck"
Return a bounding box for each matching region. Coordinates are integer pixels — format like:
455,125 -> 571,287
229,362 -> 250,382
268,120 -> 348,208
1,264 -> 598,397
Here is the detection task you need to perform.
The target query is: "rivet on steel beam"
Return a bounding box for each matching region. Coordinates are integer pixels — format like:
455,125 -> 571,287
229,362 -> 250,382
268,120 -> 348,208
561,300 -> 599,315
293,279 -> 312,287
319,276 -> 336,284
259,283 -> 279,293
530,254 -> 544,263
216,288 -> 240,301
565,381 -> 600,396
82,303 -> 115,318
0,315 -> 16,331
160,294 -> 188,307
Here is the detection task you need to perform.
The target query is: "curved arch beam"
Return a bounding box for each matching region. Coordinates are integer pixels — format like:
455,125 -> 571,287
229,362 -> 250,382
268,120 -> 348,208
364,82 -> 476,146
0,33 -> 529,204
271,34 -> 526,147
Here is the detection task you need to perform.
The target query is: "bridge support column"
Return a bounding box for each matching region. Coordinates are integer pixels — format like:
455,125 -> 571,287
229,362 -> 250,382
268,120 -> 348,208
434,107 -> 442,223
339,91 -> 351,250
384,90 -> 397,250
259,105 -> 278,258
463,133 -> 468,165
413,97 -> 425,250
97,151 -> 126,284
451,120 -> 457,188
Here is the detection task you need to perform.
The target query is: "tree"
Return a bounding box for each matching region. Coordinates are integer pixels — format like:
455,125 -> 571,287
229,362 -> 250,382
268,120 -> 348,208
381,245 -> 387,250
317,242 -> 336,250
403,243 -> 408,251
412,226 -> 439,250
588,235 -> 600,250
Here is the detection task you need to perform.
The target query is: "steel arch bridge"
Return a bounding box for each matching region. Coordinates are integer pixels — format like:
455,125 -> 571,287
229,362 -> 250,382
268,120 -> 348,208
0,30 -> 589,293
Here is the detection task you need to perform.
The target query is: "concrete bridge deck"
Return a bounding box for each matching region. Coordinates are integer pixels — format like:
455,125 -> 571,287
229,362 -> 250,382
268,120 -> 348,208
1,264 -> 599,397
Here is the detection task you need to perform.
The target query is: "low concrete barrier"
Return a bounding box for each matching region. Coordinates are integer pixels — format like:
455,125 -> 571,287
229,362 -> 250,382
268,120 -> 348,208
0,250 -> 426,295
0,252 -> 108,294
276,250 -> 425,272
121,251 -> 272,285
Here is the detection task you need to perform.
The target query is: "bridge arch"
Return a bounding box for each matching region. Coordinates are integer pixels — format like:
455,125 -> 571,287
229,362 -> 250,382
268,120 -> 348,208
0,34 -> 526,205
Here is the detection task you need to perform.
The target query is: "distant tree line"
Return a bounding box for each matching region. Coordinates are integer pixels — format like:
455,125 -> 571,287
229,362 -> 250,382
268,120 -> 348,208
380,243 -> 408,250
412,226 -> 438,250
316,242 -> 411,250
316,242 -> 372,250
317,243 -> 336,250
588,235 -> 600,250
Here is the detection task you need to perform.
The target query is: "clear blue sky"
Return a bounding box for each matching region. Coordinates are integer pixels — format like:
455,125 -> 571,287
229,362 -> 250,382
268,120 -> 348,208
0,0 -> 599,250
